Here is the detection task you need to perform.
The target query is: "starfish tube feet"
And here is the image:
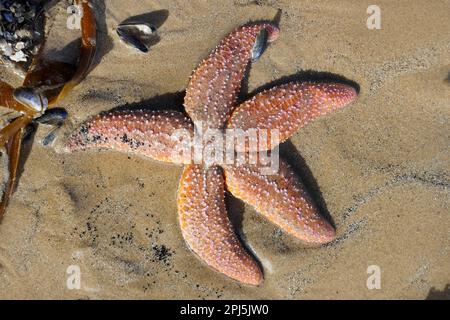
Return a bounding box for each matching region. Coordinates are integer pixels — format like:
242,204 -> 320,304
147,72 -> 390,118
228,82 -> 358,152
224,159 -> 335,244
177,165 -> 263,285
184,23 -> 279,128
65,109 -> 194,164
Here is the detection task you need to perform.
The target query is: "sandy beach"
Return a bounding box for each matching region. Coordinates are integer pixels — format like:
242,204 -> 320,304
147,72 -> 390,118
0,0 -> 449,299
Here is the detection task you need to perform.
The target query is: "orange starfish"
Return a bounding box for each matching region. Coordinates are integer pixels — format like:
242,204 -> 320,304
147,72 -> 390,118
65,23 -> 358,285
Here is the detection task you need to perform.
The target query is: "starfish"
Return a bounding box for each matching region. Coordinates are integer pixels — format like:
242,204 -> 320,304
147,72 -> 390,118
64,23 -> 358,285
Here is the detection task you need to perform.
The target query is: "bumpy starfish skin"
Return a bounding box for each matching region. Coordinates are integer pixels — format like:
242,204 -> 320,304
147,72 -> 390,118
225,159 -> 335,244
184,23 -> 279,129
66,109 -> 194,164
178,165 -> 263,285
228,82 -> 358,151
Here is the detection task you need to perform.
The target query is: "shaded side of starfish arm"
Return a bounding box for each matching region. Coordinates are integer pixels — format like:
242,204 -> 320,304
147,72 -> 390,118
184,23 -> 279,129
64,109 -> 194,164
177,164 -> 263,285
224,159 -> 336,244
227,82 -> 358,151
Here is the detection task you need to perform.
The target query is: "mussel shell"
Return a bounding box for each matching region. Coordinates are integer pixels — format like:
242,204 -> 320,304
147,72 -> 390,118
116,22 -> 157,53
13,87 -> 48,114
32,108 -> 68,146
252,28 -> 269,62
34,108 -> 68,126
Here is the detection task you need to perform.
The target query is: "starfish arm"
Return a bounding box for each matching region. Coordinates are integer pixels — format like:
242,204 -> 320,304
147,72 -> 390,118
177,164 -> 263,285
65,109 -> 194,164
228,82 -> 358,151
184,23 -> 279,128
224,159 -> 336,244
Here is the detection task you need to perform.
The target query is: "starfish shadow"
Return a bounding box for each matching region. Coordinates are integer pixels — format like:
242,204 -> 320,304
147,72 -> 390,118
109,91 -> 188,115
250,70 -> 360,96
280,140 -> 335,228
225,191 -> 264,273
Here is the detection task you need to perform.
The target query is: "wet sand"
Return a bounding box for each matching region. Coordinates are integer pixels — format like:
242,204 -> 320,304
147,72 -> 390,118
0,0 -> 449,299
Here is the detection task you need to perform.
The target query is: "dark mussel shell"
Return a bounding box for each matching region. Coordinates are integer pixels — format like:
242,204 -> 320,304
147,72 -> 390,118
251,28 -> 269,62
116,22 -> 157,53
13,87 -> 48,113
